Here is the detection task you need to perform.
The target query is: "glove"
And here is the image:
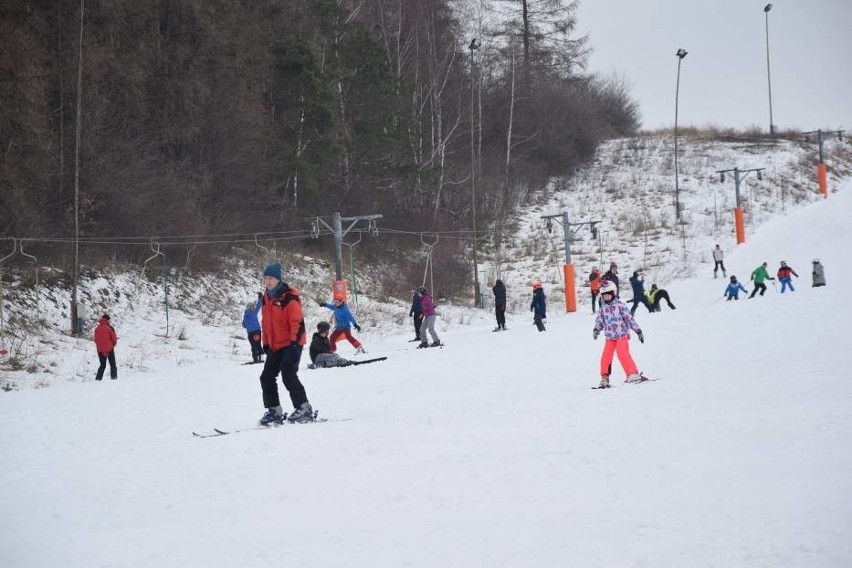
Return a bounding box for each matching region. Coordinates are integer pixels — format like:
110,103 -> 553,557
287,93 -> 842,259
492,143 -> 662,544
593,329 -> 600,340
353,324 -> 361,332
257,291 -> 263,299
317,299 -> 325,307
637,330 -> 645,343
263,345 -> 271,355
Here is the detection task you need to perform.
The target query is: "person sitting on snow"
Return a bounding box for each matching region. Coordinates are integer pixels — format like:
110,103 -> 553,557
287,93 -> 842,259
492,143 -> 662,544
308,321 -> 354,369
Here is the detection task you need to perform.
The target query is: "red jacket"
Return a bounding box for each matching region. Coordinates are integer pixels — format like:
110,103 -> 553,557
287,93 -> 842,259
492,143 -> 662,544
261,285 -> 306,352
93,318 -> 118,354
777,266 -> 798,279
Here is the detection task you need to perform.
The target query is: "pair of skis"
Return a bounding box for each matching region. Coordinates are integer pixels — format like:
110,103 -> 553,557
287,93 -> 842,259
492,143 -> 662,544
591,376 -> 659,390
192,412 -> 352,438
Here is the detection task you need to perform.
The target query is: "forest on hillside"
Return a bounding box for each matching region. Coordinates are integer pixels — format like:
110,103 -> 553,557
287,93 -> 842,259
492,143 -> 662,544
1,0 -> 638,273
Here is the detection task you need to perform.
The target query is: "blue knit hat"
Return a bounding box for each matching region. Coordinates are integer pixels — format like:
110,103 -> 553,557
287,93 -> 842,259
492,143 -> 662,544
262,262 -> 283,280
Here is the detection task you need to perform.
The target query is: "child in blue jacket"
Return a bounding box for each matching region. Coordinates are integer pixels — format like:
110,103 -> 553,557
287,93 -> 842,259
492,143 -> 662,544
242,293 -> 264,363
317,298 -> 365,354
724,276 -> 749,301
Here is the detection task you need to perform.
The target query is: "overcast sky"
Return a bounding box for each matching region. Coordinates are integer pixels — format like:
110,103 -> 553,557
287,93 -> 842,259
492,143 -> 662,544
575,0 -> 851,132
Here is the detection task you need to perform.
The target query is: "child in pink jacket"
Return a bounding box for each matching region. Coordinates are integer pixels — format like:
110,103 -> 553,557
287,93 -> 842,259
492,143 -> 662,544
592,281 -> 647,388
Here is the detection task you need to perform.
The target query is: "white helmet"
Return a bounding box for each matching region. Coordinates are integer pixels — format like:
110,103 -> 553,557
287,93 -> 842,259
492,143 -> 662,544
600,280 -> 618,296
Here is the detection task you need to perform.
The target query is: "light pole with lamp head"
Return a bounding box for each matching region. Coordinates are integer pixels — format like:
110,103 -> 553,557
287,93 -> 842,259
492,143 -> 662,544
469,37 -> 481,307
764,4 -> 775,137
674,48 -> 688,224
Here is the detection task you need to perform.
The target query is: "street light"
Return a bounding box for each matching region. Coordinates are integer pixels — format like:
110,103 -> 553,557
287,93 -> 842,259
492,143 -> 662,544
469,37 -> 481,307
764,4 -> 775,137
674,48 -> 688,223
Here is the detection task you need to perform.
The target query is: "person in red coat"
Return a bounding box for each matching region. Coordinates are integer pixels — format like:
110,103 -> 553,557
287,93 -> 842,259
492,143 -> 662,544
93,314 -> 118,380
257,262 -> 313,425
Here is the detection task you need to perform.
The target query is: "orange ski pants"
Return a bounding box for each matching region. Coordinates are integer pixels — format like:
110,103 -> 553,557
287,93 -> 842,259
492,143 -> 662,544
329,328 -> 362,352
599,336 -> 638,377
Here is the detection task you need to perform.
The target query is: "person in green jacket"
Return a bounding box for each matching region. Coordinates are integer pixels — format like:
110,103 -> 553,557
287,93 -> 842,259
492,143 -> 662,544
749,262 -> 775,298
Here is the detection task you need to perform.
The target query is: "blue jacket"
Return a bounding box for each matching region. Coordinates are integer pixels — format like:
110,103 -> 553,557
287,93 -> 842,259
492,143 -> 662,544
323,302 -> 359,330
242,297 -> 261,332
725,282 -> 748,298
530,288 -> 546,318
629,274 -> 645,297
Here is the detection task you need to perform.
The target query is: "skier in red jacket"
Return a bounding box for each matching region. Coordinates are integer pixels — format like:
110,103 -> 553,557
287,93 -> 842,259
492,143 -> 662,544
93,314 -> 118,380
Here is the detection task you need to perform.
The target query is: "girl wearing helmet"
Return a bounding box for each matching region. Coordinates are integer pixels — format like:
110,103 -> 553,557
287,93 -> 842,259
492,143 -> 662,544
530,280 -> 547,331
592,280 -> 647,388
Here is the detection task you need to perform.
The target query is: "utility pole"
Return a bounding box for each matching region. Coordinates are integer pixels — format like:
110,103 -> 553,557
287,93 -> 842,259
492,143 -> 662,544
312,213 -> 382,299
716,167 -> 764,244
803,129 -> 845,198
541,212 -> 599,313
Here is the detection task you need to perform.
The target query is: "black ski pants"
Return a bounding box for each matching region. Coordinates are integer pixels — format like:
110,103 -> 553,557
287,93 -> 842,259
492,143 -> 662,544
714,260 -> 726,277
495,304 -> 506,327
246,329 -> 263,358
412,313 -> 423,339
259,345 -> 307,410
651,291 -> 676,311
591,291 -> 599,313
95,350 -> 117,380
630,295 -> 654,316
749,283 -> 767,298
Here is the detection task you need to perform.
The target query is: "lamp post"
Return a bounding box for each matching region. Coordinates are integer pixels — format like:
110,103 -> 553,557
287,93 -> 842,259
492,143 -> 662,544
674,48 -> 688,224
469,37 -> 481,307
764,4 -> 775,137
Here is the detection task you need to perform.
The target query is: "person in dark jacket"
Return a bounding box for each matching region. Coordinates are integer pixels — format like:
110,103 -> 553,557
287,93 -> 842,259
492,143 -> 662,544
601,262 -> 620,301
93,314 -> 118,381
492,279 -> 507,331
242,292 -> 264,363
408,289 -> 423,342
628,270 -> 654,316
647,284 -> 676,311
308,321 -> 353,368
530,280 -> 546,332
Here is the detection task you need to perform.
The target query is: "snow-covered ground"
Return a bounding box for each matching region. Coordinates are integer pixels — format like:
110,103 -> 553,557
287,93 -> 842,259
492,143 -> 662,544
1,161 -> 851,565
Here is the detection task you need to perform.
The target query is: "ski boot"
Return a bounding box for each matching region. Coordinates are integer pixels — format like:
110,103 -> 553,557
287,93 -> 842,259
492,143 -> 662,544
597,375 -> 611,389
417,341 -> 430,349
258,406 -> 286,426
355,346 -> 367,355
625,372 -> 647,384
430,340 -> 442,347
288,402 -> 315,424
